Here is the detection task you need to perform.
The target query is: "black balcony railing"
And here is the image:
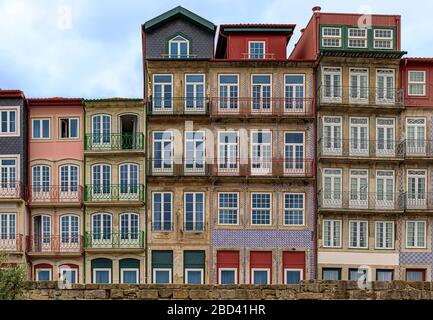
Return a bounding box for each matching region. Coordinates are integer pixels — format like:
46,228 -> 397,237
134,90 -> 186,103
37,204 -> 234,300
84,184 -> 144,202
84,232 -> 144,249
84,133 -> 144,151
147,97 -> 209,115
27,235 -> 83,253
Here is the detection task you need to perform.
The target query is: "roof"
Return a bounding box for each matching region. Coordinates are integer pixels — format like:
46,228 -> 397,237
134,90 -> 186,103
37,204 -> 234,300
321,49 -> 407,59
220,24 -> 296,33
27,97 -> 82,107
143,6 -> 216,32
84,98 -> 143,103
401,57 -> 433,63
0,90 -> 25,99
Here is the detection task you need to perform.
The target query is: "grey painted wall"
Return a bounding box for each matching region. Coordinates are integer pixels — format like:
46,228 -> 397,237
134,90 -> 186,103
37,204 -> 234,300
145,17 -> 214,59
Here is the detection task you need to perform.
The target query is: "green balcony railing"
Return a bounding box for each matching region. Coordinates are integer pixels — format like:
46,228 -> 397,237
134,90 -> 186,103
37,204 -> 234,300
84,184 -> 145,202
84,133 -> 144,151
84,231 -> 144,249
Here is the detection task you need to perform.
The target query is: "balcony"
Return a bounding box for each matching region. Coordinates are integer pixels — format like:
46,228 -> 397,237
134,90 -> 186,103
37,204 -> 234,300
0,182 -> 23,201
405,193 -> 433,211
147,158 -> 314,178
147,97 -> 209,116
27,186 -> 83,206
241,53 -> 276,59
209,97 -> 314,118
84,232 -> 144,250
318,191 -> 405,212
318,86 -> 403,108
27,235 -> 83,254
404,139 -> 433,158
318,138 -> 405,159
84,184 -> 145,205
84,133 -> 144,153
0,234 -> 24,252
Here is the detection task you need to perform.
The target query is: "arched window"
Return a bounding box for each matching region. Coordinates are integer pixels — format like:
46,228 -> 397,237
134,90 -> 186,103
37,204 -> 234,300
91,164 -> 111,200
32,165 -> 50,197
168,35 -> 189,58
119,163 -> 139,198
92,213 -> 112,247
60,215 -> 80,249
120,212 -> 139,242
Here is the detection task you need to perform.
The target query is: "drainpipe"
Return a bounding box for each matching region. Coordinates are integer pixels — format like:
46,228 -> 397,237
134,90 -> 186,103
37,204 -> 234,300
83,100 -> 87,285
314,63 -> 319,280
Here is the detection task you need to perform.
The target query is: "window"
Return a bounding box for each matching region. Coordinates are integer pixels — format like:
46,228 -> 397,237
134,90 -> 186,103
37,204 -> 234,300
406,221 -> 426,248
218,75 -> 239,112
185,268 -> 204,284
119,163 -> 139,198
251,193 -> 272,225
60,215 -> 79,248
93,269 -> 111,284
374,29 -> 393,49
0,213 -> 16,247
121,268 -> 139,284
91,164 -> 111,199
284,193 -> 305,226
152,192 -> 172,231
120,213 -> 139,242
376,118 -> 396,156
376,269 -> 393,281
218,192 -> 239,225
284,75 -> 305,111
36,268 -> 52,281
92,213 -> 112,245
60,118 -> 79,139
153,268 -> 172,284
168,35 -> 189,58
0,158 -> 17,194
376,69 -> 395,103
185,74 -> 205,111
322,116 -> 342,155
184,251 -> 205,284
184,192 -> 204,231
349,169 -> 368,208
349,117 -> 369,156
349,68 -> 369,103
322,67 -> 342,102
251,75 -> 272,112
184,131 -> 205,173
91,114 -> 111,146
152,75 -> 173,112
406,269 -> 425,282
406,118 -> 426,155
284,132 -> 305,174
284,269 -> 303,284
323,220 -> 342,248
322,27 -> 342,47
348,28 -> 367,48
322,268 -> 341,280
349,268 -> 368,281
219,268 -> 237,285
252,269 -> 270,285
59,267 -> 77,284
218,131 -> 239,174
408,71 -> 426,96
0,108 -> 18,136
60,164 -> 79,197
349,220 -> 368,248
248,41 -> 265,59
32,165 -> 50,198
322,169 -> 342,208
251,131 -> 272,175
375,221 -> 394,249
217,251 -> 239,284
407,170 -> 427,208
33,215 -> 51,247
152,131 -> 173,173
32,119 -> 50,139
376,170 -> 395,209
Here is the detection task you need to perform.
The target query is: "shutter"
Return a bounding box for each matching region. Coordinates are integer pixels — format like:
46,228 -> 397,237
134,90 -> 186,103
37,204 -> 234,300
119,258 -> 140,269
152,250 -> 173,268
184,250 -> 205,269
217,250 -> 239,268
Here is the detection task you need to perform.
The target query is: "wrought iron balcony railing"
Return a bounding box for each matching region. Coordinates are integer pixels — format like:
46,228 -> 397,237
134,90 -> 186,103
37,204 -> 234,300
147,158 -> 314,178
318,85 -> 404,107
27,186 -> 83,204
84,133 -> 144,151
27,235 -> 83,253
147,97 -> 209,115
318,138 -> 405,158
318,191 -> 406,211
404,139 -> 433,157
209,97 -> 314,117
405,193 -> 433,210
84,231 -> 144,249
0,234 -> 23,252
0,181 -> 23,199
84,184 -> 144,202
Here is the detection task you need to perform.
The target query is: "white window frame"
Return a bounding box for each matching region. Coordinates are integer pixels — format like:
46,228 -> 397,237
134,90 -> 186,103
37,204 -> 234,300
349,68 -> 369,104
185,268 -> 204,284
250,130 -> 272,176
59,117 -> 80,139
251,268 -> 270,285
322,116 -> 342,155
349,117 -> 369,156
322,27 -> 342,48
322,219 -> 342,248
152,131 -> 174,173
93,268 -> 112,284
59,267 -> 78,284
408,71 -> 426,96
120,268 -> 139,284
321,67 -> 342,103
376,118 -> 396,157
36,268 -> 52,281
284,74 -> 306,112
375,221 -> 395,250
406,117 -> 426,155
218,192 -> 239,226
376,69 -> 396,104
0,106 -> 19,137
348,28 -> 368,48
349,220 -> 369,249
217,131 -> 239,175
375,170 -> 395,209
184,74 -> 206,112
184,192 -> 205,232
184,130 -> 205,174
152,74 -> 174,112
152,192 -> 173,232
248,41 -> 266,59
406,220 -> 427,249
284,131 -> 305,175
153,268 -> 172,284
373,29 -> 393,49
218,74 -> 239,112
284,268 -> 304,284
218,268 -> 238,285
250,192 -> 272,226
322,168 -> 343,208
348,169 -> 369,209
91,114 -> 111,147
168,35 -> 190,58
407,169 -> 427,209
283,193 -> 305,226
250,74 -> 273,112
32,118 -> 51,140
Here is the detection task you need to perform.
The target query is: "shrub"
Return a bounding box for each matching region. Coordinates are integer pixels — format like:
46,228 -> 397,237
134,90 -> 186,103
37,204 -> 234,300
0,253 -> 27,300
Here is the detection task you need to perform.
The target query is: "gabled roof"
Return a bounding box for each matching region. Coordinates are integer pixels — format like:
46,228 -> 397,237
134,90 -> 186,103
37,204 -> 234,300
143,6 -> 216,32
219,24 -> 295,34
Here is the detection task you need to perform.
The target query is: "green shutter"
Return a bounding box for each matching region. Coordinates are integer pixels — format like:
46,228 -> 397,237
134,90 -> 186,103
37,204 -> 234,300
152,250 -> 173,268
91,258 -> 113,283
184,250 -> 205,268
119,258 -> 140,269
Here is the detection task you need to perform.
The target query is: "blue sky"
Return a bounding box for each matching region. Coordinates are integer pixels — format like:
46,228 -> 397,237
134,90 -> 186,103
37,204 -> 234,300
1,0 -> 432,98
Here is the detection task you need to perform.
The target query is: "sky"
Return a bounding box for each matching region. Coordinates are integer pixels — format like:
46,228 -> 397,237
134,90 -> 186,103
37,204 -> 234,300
1,0 -> 432,99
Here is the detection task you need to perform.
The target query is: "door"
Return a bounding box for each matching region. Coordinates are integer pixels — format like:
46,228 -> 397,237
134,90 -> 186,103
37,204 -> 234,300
251,131 -> 272,175
119,164 -> 139,200
407,170 -> 426,208
218,75 -> 239,113
406,118 -> 426,155
349,170 -> 368,208
92,214 -> 112,248
349,68 -> 369,103
322,117 -> 342,155
218,132 -> 239,174
120,213 -> 139,247
92,115 -> 111,148
152,132 -> 173,173
184,131 -> 205,174
0,213 -> 16,250
376,171 -> 395,209
285,75 -> 305,112
284,132 -> 305,175
322,67 -> 342,102
59,165 -> 79,201
376,118 -> 396,157
350,117 -> 369,156
251,75 -> 272,113
33,215 -> 51,252
0,159 -> 17,197
323,169 -> 342,208
32,165 -> 50,201
91,164 -> 111,201
153,75 -> 173,112
185,74 -> 205,112
376,69 -> 395,104
120,115 -> 138,150
60,215 -> 79,251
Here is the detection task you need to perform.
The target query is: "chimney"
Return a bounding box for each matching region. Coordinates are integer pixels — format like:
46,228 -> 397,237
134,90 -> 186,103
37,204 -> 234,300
312,6 -> 321,13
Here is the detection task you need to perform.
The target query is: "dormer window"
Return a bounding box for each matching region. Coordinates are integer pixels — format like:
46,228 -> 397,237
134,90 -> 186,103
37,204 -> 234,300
322,27 -> 341,48
248,41 -> 265,59
348,28 -> 367,48
374,29 -> 393,49
168,35 -> 189,59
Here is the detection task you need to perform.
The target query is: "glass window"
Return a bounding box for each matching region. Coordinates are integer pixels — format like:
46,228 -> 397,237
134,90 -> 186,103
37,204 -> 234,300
121,269 -> 139,284
32,119 -> 50,139
322,67 -> 342,101
92,213 -> 112,244
219,268 -> 237,285
375,221 -> 394,249
408,71 -> 426,96
349,268 -> 368,281
60,268 -> 77,284
251,193 -> 271,225
406,269 -> 425,282
120,213 -> 139,241
60,215 -> 79,246
349,220 -> 368,248
284,193 -> 305,226
168,35 -> 189,58
284,132 -> 305,173
153,192 -> 172,231
376,269 -> 393,281
119,163 -> 139,196
185,269 -> 203,284
251,75 -> 272,111
248,41 -> 265,59
218,132 -> 238,173
218,75 -> 239,111
32,165 -> 50,194
0,158 -> 17,191
285,75 -> 305,111
322,27 -> 342,47
60,118 -> 79,138
252,269 -> 270,285
154,268 -> 172,284
322,268 -> 341,280
91,164 -> 111,198
374,29 -> 393,49
153,75 -> 173,111
218,192 -> 239,225
91,114 -> 111,145
251,131 -> 272,174
94,269 -> 111,284
406,221 -> 426,248
348,28 -> 367,48
376,69 -> 395,103
185,74 -> 205,111
323,220 -> 342,247
36,269 -> 51,281
285,269 -> 302,284
322,168 -> 342,207
0,109 -> 17,135
184,192 -> 204,232
152,131 -> 173,172
0,213 -> 16,242
406,118 -> 426,155
184,131 -> 205,172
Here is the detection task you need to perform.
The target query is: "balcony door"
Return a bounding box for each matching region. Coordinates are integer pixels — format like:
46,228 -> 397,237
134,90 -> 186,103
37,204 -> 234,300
350,117 -> 369,156
119,163 -> 139,200
251,131 -> 272,176
322,116 -> 342,155
376,171 -> 395,209
120,213 -> 139,246
323,169 -> 342,208
152,131 -> 173,174
284,132 -> 305,175
376,118 -> 396,157
60,215 -> 79,251
152,75 -> 173,113
322,67 -> 342,103
251,75 -> 272,113
376,69 -> 395,104
91,164 -> 111,201
407,170 -> 426,208
32,165 -> 50,201
92,114 -> 111,148
349,68 -> 369,104
406,118 -> 426,155
33,215 -> 51,252
0,213 -> 16,250
59,165 -> 79,201
92,213 -> 112,248
184,131 -> 205,174
0,158 -> 17,197
120,114 -> 138,150
185,74 -> 205,113
218,75 -> 239,113
285,75 -> 305,112
349,169 -> 368,209
218,132 -> 239,175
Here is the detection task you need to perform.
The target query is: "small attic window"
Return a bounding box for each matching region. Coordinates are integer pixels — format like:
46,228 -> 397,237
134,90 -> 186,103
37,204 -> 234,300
168,35 -> 190,58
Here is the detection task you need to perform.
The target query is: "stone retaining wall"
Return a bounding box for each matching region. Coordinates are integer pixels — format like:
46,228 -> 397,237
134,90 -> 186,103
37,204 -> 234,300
23,280 -> 433,300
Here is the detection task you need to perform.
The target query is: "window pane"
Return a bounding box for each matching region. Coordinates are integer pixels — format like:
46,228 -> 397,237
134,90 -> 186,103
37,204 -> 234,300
122,270 -> 138,284
253,270 -> 269,284
285,270 -> 301,284
155,270 -> 171,284
187,270 -> 203,284
220,270 -> 236,284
